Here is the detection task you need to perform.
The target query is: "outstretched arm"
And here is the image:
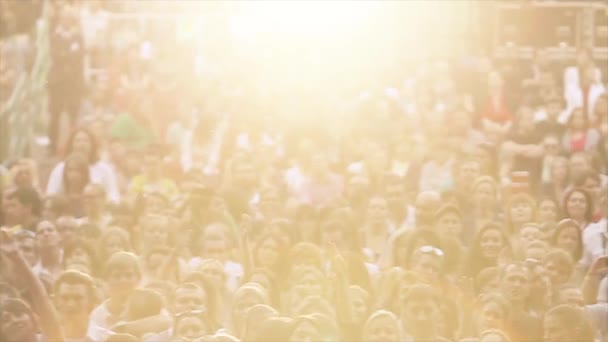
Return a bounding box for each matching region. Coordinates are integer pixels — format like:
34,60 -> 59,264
0,229 -> 64,342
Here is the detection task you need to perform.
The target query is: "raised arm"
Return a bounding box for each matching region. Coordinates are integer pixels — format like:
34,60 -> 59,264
0,229 -> 64,341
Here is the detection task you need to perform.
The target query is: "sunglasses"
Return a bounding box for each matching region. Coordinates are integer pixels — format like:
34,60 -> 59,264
417,245 -> 444,257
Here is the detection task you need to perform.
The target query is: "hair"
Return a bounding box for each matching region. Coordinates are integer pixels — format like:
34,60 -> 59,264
402,229 -> 443,269
63,238 -> 98,275
471,175 -> 498,195
433,204 -> 463,224
251,231 -> 287,274
505,193 -> 537,233
6,186 -> 42,217
172,280 -> 219,330
0,298 -> 37,340
550,219 -> 583,261
479,329 -> 512,342
290,313 -> 339,342
562,187 -> 594,223
466,223 -> 511,277
241,304 -> 279,340
54,270 -> 97,305
8,158 -> 40,189
536,196 -> 561,222
64,127 -> 100,164
362,310 -> 403,341
544,305 -> 594,342
103,251 -> 141,279
475,267 -> 500,295
400,284 -> 439,309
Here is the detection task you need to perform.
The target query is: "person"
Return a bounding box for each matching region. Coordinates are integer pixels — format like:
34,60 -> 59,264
399,284 -> 450,341
54,270 -> 97,341
543,304 -> 594,342
561,107 -> 600,153
1,186 -> 41,231
47,128 -> 120,203
33,220 -> 63,281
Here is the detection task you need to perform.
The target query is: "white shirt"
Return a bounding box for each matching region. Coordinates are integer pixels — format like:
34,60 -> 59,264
46,160 -> 120,203
582,218 -> 607,267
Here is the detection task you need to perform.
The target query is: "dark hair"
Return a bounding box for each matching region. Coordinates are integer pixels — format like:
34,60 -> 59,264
6,186 -> 42,217
466,223 -> 511,277
562,188 -> 594,223
54,270 -> 97,305
551,219 -> 583,261
0,298 -> 36,340
64,127 -> 99,164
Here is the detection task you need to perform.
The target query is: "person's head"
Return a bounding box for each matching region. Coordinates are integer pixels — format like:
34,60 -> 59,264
537,198 -> 560,224
2,187 -> 41,226
543,249 -> 574,285
455,157 -> 482,191
253,232 -> 285,271
542,134 -> 561,156
563,188 -> 593,224
14,230 -> 38,266
196,221 -> 234,261
543,304 -> 594,342
172,282 -> 209,315
63,238 -> 97,275
9,159 -> 39,189
241,304 -> 278,341
498,263 -> 530,303
409,245 -> 444,284
415,191 -> 441,227
550,156 -> 569,185
230,155 -> 256,188
232,283 -> 269,332
555,285 -> 584,307
524,240 -> 550,262
361,310 -> 403,342
577,171 -> 601,203
100,226 -> 132,260
41,195 -> 69,221
479,329 -> 512,342
0,298 -> 38,342
65,128 -> 99,164
567,107 -> 587,130
63,153 -> 90,194
286,266 -> 328,304
288,242 -> 323,273
551,219 -> 583,261
139,214 -> 172,249
289,313 -> 338,342
384,178 -> 407,215
475,292 -> 511,334
474,223 -> 509,261
365,195 -> 389,226
505,193 -> 536,230
103,251 -> 141,298
53,270 -> 96,319
476,267 -> 500,295
433,204 -> 463,239
517,223 -> 542,249
471,176 -> 498,210
35,220 -> 61,250
399,284 -> 441,338
56,215 -> 79,246
569,152 -> 591,182
172,311 -> 210,342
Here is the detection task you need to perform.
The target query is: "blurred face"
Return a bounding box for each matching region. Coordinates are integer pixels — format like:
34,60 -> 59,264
501,266 -> 529,301
350,291 -> 368,324
459,161 -> 481,189
14,163 -> 33,188
0,307 -> 36,341
545,260 -> 571,285
256,237 -> 279,268
544,313 -> 572,342
65,161 -> 86,188
582,177 -> 600,201
412,254 -> 441,283
143,223 -> 170,247
66,247 -> 92,271
36,221 -> 60,249
55,283 -> 90,317
290,270 -> 324,298
385,183 -> 405,213
367,197 -> 389,225
481,332 -> 509,342
566,191 -> 587,221
72,132 -> 92,158
543,136 -> 560,155
233,289 -> 265,324
480,229 -> 504,259
519,226 -> 541,248
538,200 -> 558,223
173,287 -> 206,314
436,211 -> 463,238
474,183 -> 495,208
56,217 -> 78,245
478,301 -> 505,332
3,194 -> 29,224
83,185 -> 103,209
364,315 -> 400,342
570,110 -> 586,129
103,235 -> 126,257
199,261 -> 225,289
107,265 -> 139,297
569,155 -> 589,180
290,321 -> 321,342
402,297 -> 438,335
200,224 -> 229,260
415,192 -> 440,226
509,201 -> 533,224
174,316 -> 208,342
556,227 -> 579,255
551,159 -> 568,183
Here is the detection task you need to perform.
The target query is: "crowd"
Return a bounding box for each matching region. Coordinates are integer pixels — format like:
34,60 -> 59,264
1,2 -> 608,342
